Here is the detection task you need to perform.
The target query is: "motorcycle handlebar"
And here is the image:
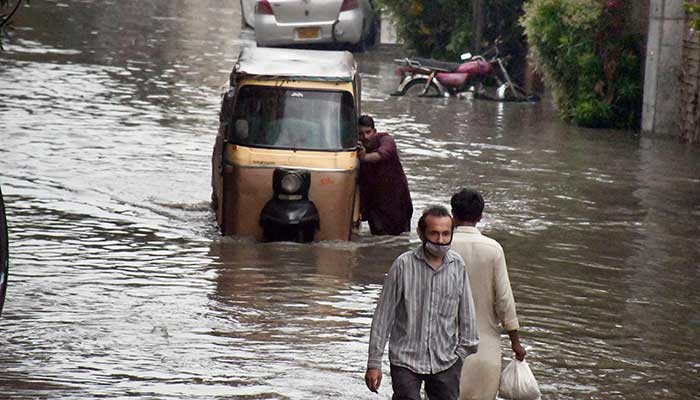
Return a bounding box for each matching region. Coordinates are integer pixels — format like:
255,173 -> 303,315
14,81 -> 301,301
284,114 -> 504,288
394,58 -> 428,69
461,39 -> 502,62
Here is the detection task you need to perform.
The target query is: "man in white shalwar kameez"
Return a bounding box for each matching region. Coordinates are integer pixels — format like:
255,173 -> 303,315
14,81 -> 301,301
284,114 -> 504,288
450,188 -> 527,400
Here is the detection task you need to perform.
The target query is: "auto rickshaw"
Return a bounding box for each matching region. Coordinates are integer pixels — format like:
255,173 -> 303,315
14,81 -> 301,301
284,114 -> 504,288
211,47 -> 361,242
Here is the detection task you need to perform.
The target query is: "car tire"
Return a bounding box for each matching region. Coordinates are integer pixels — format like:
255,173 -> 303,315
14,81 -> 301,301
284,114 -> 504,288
240,0 -> 255,29
240,0 -> 246,29
352,21 -> 368,53
365,17 -> 378,48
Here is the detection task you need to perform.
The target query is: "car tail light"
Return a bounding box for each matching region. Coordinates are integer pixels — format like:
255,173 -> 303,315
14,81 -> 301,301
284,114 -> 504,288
256,0 -> 274,15
340,0 -> 359,11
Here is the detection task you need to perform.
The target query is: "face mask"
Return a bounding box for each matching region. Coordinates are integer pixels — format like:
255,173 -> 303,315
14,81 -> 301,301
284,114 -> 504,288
423,239 -> 451,258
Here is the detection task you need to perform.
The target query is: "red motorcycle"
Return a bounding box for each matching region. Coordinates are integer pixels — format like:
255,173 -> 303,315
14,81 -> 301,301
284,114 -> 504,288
391,40 -> 538,102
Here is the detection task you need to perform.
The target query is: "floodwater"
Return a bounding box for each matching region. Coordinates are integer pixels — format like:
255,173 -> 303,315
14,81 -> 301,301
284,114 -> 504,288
1,1 -> 699,399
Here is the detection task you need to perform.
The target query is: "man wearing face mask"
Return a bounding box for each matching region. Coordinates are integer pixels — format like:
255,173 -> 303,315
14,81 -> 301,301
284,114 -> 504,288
356,115 -> 413,235
365,205 -> 479,400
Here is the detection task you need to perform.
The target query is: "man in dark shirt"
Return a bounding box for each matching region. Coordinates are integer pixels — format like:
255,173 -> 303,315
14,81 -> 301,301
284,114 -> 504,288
357,115 -> 413,235
365,205 -> 479,399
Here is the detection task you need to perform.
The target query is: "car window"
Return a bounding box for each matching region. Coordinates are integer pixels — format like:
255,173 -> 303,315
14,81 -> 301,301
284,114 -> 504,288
229,86 -> 357,151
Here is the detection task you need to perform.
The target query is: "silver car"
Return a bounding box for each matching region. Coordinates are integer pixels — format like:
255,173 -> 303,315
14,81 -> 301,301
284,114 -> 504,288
241,0 -> 256,28
254,0 -> 377,51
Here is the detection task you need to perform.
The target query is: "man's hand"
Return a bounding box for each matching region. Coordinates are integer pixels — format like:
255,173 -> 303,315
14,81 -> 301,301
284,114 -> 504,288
512,341 -> 526,361
508,330 -> 527,361
364,368 -> 382,393
356,142 -> 366,161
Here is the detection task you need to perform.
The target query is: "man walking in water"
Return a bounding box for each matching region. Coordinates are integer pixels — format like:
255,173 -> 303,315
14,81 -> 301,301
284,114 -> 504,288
356,115 -> 413,235
449,188 -> 526,400
365,205 -> 479,399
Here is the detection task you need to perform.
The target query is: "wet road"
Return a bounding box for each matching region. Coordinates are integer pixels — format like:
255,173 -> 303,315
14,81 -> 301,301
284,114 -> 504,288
1,1 -> 699,399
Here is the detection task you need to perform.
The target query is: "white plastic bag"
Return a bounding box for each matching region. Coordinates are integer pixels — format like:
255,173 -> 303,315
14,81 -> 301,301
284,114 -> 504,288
499,359 -> 541,400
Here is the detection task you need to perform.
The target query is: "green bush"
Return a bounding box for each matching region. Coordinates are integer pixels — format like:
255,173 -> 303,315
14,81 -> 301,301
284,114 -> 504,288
521,0 -> 642,129
378,0 -> 526,61
686,1 -> 700,31
573,98 -> 613,127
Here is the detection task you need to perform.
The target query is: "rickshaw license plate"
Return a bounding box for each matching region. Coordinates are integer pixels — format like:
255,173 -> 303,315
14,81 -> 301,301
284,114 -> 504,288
296,27 -> 320,40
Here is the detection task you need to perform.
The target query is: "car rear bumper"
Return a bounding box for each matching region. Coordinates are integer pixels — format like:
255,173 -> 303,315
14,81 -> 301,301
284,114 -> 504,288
255,9 -> 363,46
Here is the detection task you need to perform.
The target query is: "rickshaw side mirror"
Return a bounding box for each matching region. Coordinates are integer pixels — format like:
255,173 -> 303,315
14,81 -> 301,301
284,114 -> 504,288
234,119 -> 249,141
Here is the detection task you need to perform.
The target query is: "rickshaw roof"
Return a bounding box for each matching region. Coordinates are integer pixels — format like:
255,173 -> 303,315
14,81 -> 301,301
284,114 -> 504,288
233,47 -> 357,82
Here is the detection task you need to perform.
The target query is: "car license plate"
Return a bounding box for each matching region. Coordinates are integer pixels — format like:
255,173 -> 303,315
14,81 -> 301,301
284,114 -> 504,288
296,27 -> 320,40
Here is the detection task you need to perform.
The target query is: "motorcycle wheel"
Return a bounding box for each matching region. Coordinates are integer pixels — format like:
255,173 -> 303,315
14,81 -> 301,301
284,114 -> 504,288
496,83 -> 540,102
402,80 -> 441,97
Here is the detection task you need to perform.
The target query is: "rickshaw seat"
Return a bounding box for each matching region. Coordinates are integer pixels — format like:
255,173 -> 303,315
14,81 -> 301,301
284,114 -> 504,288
270,118 -> 321,148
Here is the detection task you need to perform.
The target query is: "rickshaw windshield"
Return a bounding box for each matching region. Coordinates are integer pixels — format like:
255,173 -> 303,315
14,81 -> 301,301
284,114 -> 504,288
229,86 -> 357,151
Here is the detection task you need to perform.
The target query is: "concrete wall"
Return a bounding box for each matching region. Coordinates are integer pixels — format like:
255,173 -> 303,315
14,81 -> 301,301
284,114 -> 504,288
680,30 -> 700,142
642,0 -> 685,135
379,10 -> 400,45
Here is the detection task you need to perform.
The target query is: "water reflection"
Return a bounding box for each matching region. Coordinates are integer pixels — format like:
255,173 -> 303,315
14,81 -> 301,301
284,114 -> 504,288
0,0 -> 699,399
206,238 -> 406,398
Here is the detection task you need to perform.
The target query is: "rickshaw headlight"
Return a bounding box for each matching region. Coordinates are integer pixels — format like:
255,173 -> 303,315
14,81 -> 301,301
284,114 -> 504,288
272,168 -> 311,200
280,173 -> 303,194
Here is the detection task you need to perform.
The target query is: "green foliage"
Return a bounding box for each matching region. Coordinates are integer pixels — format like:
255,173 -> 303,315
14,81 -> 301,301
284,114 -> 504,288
378,0 -> 526,60
521,0 -> 642,129
377,0 -> 468,58
685,2 -> 700,31
573,98 -> 613,127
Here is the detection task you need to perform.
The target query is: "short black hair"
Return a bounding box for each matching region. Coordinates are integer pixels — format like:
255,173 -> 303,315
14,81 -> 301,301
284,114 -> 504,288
418,205 -> 453,234
450,188 -> 484,222
358,115 -> 375,129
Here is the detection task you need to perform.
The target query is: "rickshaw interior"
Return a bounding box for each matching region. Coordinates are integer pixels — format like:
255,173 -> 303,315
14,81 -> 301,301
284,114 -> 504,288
230,85 -> 357,151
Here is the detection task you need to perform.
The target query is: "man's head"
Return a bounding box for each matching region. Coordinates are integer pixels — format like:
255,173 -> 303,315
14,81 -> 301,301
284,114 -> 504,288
450,188 -> 484,224
417,205 -> 454,246
358,115 -> 379,146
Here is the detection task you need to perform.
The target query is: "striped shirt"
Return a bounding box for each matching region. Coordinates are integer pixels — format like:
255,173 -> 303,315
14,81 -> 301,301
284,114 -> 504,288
367,246 -> 479,374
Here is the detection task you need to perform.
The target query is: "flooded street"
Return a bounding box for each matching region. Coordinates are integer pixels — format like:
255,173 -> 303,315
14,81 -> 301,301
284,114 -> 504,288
1,0 -> 699,398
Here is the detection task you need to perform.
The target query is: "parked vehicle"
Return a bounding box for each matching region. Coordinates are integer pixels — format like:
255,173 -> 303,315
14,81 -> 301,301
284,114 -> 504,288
391,39 -> 538,102
241,0 -> 256,28
0,185 -> 8,318
211,47 -> 362,242
254,0 -> 378,52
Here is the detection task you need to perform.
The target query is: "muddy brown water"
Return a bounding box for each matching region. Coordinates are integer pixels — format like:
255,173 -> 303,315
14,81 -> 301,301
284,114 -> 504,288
1,1 -> 699,399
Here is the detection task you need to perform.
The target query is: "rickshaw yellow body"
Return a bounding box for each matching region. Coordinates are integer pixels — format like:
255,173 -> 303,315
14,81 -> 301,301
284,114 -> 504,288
211,48 -> 361,242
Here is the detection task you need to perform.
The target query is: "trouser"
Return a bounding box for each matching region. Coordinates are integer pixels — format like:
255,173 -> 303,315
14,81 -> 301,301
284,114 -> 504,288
367,210 -> 388,235
367,211 -> 410,236
390,359 -> 463,400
